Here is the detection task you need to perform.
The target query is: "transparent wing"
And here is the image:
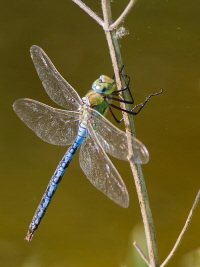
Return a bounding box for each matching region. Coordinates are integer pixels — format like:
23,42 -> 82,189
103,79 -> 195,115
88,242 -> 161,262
13,98 -> 80,146
79,125 -> 129,208
89,109 -> 149,164
30,45 -> 82,110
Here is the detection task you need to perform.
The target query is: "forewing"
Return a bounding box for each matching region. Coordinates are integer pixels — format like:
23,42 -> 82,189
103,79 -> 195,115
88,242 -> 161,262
13,98 -> 79,146
79,125 -> 129,208
30,45 -> 81,110
89,109 -> 149,164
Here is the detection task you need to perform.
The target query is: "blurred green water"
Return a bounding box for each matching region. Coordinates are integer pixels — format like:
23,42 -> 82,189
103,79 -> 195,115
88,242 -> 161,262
1,1 -> 200,266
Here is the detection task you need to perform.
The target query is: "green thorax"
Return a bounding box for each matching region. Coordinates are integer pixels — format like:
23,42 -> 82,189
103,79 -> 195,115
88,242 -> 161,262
85,75 -> 116,116
85,90 -> 109,115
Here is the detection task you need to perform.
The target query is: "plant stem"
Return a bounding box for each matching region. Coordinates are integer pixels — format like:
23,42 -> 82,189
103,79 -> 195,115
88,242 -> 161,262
133,241 -> 150,266
109,0 -> 137,30
101,1 -> 159,266
161,190 -> 200,267
71,0 -> 104,26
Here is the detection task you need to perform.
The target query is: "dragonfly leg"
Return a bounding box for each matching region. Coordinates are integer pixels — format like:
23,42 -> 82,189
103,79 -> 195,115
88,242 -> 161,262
112,70 -> 134,104
108,107 -> 121,123
118,89 -> 163,122
130,89 -> 163,114
109,88 -> 163,123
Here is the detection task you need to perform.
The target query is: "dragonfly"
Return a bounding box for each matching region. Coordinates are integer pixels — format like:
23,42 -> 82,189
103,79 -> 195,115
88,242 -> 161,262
13,45 -> 150,242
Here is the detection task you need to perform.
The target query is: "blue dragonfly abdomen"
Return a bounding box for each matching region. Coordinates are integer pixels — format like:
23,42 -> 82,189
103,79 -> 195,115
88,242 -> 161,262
26,116 -> 88,241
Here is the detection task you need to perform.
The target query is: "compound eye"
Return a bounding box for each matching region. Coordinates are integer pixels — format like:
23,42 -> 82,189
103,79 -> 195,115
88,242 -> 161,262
102,87 -> 107,93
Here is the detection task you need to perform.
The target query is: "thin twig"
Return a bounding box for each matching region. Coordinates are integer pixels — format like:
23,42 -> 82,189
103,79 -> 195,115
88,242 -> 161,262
131,163 -> 159,267
109,0 -> 137,31
101,0 -> 122,80
161,190 -> 200,267
133,241 -> 150,266
101,2 -> 159,267
71,0 -> 104,26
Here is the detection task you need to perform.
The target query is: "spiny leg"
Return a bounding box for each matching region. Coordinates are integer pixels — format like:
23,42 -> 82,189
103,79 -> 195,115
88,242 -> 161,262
118,89 -> 163,122
107,68 -> 163,122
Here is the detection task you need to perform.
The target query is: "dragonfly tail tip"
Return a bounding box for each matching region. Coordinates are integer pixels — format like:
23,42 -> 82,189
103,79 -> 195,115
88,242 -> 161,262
25,230 -> 34,242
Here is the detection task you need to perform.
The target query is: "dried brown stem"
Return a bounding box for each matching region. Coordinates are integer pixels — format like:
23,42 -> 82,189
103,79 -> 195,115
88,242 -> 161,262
161,190 -> 200,267
133,241 -> 150,266
109,0 -> 137,30
71,0 -> 104,26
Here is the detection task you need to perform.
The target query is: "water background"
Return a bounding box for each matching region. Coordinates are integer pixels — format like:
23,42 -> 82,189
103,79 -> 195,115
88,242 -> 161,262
1,1 -> 200,266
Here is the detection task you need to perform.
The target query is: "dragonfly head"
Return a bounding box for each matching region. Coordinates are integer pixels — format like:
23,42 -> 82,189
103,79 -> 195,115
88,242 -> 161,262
92,75 -> 116,95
